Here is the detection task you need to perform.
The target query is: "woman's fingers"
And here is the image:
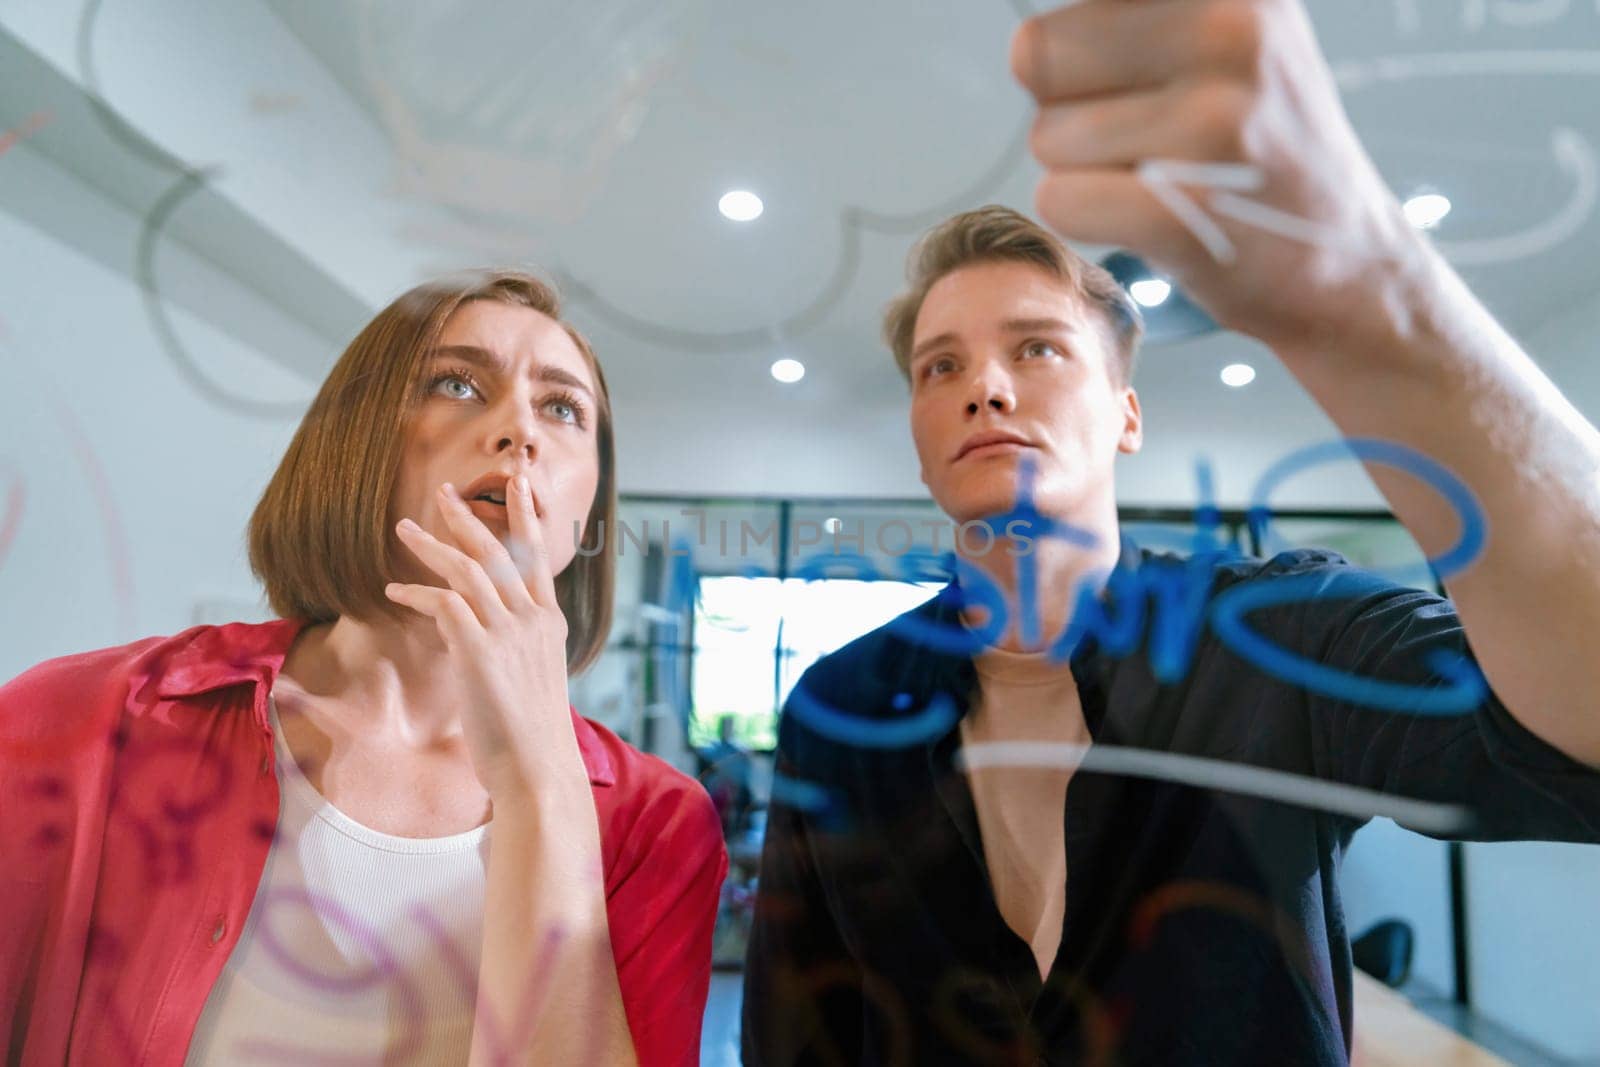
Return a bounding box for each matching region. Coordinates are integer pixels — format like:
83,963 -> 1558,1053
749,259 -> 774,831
506,474 -> 559,609
395,512 -> 507,627
435,483 -> 534,611
384,581 -> 479,645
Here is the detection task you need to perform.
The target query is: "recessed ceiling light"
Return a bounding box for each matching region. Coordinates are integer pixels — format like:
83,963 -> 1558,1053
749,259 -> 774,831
1130,278 -> 1172,308
770,358 -> 805,384
718,189 -> 763,222
1221,363 -> 1256,388
1403,193 -> 1452,230
823,517 -> 842,534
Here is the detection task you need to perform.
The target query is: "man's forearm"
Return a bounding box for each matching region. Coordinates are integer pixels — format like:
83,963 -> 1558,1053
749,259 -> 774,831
1273,240 -> 1600,769
473,787 -> 638,1066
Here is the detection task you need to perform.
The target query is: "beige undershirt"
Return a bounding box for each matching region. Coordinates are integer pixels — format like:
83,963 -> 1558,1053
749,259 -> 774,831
961,646 -> 1091,980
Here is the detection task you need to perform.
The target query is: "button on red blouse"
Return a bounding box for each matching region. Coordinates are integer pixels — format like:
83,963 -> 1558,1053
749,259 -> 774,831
0,619 -> 727,1066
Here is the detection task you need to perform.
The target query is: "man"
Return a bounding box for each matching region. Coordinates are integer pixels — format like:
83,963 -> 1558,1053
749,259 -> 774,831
742,1 -> 1600,1063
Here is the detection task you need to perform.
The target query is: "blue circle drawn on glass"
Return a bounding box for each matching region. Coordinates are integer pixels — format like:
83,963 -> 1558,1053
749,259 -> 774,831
795,552 -> 882,583
768,771 -> 836,814
784,683 -> 962,749
1209,571 -> 1489,715
1121,458 -> 1246,561
893,547 -> 955,586
1247,438 -> 1487,586
882,556 -> 1010,658
1216,439 -> 1491,714
777,548 -> 975,749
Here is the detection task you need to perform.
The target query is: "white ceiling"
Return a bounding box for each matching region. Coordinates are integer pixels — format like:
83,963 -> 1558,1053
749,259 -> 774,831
3,0 -> 1599,506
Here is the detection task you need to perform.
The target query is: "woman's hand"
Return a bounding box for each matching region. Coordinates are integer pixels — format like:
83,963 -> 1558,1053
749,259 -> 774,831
385,474 -> 581,800
388,477 -> 638,1065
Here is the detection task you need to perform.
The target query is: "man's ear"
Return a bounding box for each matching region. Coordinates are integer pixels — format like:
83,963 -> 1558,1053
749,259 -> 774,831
1117,386 -> 1144,455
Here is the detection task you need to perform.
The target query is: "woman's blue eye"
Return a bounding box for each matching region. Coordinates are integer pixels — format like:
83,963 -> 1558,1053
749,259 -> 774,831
432,373 -> 479,400
545,394 -> 587,425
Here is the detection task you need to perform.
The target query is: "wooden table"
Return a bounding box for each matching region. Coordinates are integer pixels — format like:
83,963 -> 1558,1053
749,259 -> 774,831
1351,970 -> 1510,1066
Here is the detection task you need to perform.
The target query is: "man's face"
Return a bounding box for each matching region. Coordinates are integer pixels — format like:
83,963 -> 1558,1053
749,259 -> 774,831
907,260 -> 1142,528
389,300 -> 601,587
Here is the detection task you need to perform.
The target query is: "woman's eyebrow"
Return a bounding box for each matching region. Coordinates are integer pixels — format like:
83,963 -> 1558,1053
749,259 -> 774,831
431,344 -> 594,399
538,365 -> 595,400
431,344 -> 510,372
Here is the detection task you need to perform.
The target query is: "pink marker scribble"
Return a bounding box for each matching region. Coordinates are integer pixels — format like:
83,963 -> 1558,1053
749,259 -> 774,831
54,402 -> 137,637
106,733 -> 238,889
410,903 -> 572,1066
0,111 -> 54,161
238,887 -> 428,1064
0,463 -> 24,578
26,776 -> 70,854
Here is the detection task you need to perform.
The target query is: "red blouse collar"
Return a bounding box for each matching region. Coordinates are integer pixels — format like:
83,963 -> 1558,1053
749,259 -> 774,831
152,618 -> 615,786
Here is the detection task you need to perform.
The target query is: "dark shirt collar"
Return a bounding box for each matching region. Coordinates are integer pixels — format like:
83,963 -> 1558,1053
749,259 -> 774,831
907,538 -> 1151,744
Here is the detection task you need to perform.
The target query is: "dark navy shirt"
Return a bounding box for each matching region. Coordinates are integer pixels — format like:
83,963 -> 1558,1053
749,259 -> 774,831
741,549 -> 1600,1066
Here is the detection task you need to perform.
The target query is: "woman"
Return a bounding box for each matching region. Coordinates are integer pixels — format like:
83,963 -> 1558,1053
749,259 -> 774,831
0,271 -> 727,1066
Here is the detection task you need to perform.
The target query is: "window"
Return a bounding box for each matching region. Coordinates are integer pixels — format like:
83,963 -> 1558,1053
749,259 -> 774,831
689,575 -> 944,749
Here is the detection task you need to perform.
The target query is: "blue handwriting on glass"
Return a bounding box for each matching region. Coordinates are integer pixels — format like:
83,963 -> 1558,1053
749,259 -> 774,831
778,439 -> 1491,754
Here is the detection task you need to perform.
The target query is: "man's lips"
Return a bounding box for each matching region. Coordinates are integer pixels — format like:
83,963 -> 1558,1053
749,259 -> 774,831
954,434 -> 1035,461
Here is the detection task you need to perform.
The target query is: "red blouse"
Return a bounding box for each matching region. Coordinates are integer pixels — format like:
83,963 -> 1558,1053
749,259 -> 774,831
0,619 -> 727,1066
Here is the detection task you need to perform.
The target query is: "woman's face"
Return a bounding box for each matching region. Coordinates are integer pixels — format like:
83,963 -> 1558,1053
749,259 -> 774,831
389,300 -> 602,589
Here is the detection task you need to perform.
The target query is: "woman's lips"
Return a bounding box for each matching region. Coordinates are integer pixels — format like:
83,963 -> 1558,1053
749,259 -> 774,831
466,498 -> 509,525
464,497 -> 546,525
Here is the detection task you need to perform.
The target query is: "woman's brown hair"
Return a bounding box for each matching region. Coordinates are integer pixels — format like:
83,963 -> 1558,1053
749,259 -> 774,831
248,270 -> 616,674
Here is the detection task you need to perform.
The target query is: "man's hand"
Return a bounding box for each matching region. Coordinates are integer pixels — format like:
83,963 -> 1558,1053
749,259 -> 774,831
1019,1 -> 1600,772
1013,0 -> 1427,353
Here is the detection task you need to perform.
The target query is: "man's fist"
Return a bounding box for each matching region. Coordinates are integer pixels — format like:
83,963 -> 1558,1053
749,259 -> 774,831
1012,0 -> 1430,353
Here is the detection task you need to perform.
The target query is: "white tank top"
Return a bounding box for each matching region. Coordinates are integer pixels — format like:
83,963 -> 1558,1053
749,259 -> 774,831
184,695 -> 490,1065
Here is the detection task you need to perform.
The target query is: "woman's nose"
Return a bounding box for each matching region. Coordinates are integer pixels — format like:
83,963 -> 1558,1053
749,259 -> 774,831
496,433 -> 536,459
492,404 -> 540,459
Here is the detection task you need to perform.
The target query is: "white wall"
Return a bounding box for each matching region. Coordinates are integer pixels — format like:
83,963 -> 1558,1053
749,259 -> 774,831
1465,840 -> 1600,1061
0,206 -> 311,682
1342,820 -> 1457,997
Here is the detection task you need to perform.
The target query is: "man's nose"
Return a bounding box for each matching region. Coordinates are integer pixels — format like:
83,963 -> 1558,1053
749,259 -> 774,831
965,363 -> 1016,416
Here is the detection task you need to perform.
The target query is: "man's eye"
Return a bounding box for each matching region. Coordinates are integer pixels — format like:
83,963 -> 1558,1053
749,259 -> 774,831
1022,341 -> 1062,359
925,357 -> 956,378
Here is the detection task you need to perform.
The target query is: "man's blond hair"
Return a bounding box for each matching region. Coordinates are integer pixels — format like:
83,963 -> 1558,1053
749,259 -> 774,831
883,205 -> 1144,386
